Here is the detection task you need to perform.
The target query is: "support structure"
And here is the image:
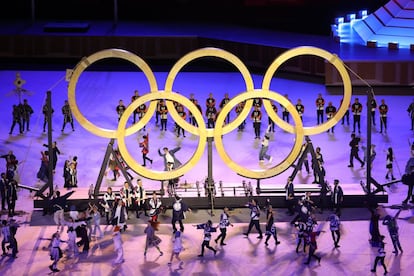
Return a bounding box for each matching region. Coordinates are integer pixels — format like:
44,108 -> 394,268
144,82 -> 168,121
207,137 -> 215,216
35,91 -> 54,199
94,139 -> 134,197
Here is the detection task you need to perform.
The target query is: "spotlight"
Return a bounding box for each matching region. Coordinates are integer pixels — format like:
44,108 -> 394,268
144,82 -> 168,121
388,42 -> 399,50
367,40 -> 378,48
358,10 -> 368,19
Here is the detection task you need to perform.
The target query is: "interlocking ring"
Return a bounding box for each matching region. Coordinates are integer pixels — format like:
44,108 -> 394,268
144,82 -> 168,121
117,91 -> 207,180
67,47 -> 352,181
67,48 -> 158,139
214,90 -> 304,179
262,46 -> 352,135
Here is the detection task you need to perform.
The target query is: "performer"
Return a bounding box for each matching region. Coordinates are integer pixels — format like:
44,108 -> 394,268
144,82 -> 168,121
42,100 -> 54,132
243,198 -> 263,239
171,195 -> 191,233
189,98 -> 202,127
370,236 -> 388,274
351,97 -> 363,133
111,197 -> 128,231
348,133 -> 364,168
293,220 -> 307,253
176,105 -> 187,137
130,89 -> 139,124
295,98 -> 305,122
315,93 -> 325,124
378,99 -> 388,134
148,191 -> 162,222
144,220 -> 163,257
402,156 -> 414,204
103,187 -> 115,224
385,147 -> 396,180
0,151 -> 18,180
340,97 -> 350,126
137,101 -> 147,131
51,190 -> 75,232
382,208 -> 403,255
158,147 -> 182,171
0,173 -> 7,211
370,97 -> 377,126
61,100 -> 75,132
235,101 -> 246,131
206,105 -> 217,128
251,105 -> 262,139
116,99 -> 126,122
264,205 -> 281,246
43,141 -> 61,173
132,179 -> 147,218
194,220 -> 217,257
281,94 -> 290,123
168,230 -> 184,266
327,212 -> 341,248
259,125 -> 273,163
112,226 -> 125,264
1,220 -> 11,256
268,101 -> 278,132
285,177 -> 295,215
304,230 -> 322,265
325,101 -> 337,133
66,226 -> 79,258
21,99 -> 34,132
214,207 -> 233,246
205,92 -> 216,109
332,179 -> 344,217
219,93 -> 231,124
158,99 -> 168,131
9,104 -> 23,135
120,182 -> 132,218
49,231 -> 65,272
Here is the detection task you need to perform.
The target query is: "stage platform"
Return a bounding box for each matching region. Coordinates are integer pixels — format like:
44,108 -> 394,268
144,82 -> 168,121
32,182 -> 388,210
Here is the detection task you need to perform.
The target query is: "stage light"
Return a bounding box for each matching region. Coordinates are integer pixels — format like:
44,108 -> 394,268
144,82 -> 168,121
388,42 -> 399,50
346,13 -> 356,23
367,40 -> 378,48
335,17 -> 344,25
358,10 -> 368,19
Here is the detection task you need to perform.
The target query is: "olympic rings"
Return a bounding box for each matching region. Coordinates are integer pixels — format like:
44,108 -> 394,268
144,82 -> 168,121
262,46 -> 352,135
164,47 -> 255,136
68,46 -> 352,181
67,48 -> 159,139
214,90 -> 304,179
117,91 -> 207,180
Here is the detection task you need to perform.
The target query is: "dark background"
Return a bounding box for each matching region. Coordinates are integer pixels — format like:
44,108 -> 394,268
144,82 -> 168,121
2,0 -> 387,35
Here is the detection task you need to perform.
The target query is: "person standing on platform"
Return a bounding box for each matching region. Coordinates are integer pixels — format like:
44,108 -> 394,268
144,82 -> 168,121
379,99 -> 389,134
385,147 -> 396,180
214,207 -> 233,246
133,179 -> 147,218
264,205 -> 281,246
243,198 -> 263,239
130,90 -> 139,124
351,97 -> 363,133
285,177 -> 295,215
112,197 -> 128,232
281,94 -> 290,123
21,99 -> 33,132
61,100 -> 75,132
235,101 -> 246,131
0,173 -> 8,211
137,101 -> 147,131
348,133 -> 364,168
6,179 -> 18,217
171,195 -> 191,233
402,156 -> 414,204
9,104 -> 23,135
251,105 -> 262,139
194,220 -> 217,257
42,100 -> 54,133
327,212 -> 341,248
176,105 -> 187,137
102,187 -> 115,224
116,99 -> 126,122
340,97 -> 350,126
370,97 -> 377,127
315,93 -> 325,125
144,220 -> 163,257
158,99 -> 168,131
325,101 -> 337,133
407,98 -> 414,130
219,93 -> 231,124
295,99 -> 305,122
332,179 -> 344,217
268,101 -> 278,132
